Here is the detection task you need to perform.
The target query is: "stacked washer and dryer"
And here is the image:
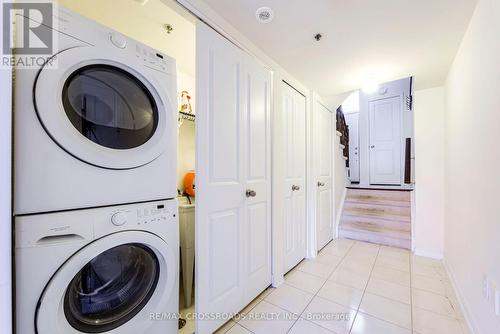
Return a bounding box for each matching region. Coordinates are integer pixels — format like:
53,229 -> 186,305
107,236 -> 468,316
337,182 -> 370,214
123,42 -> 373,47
14,7 -> 179,334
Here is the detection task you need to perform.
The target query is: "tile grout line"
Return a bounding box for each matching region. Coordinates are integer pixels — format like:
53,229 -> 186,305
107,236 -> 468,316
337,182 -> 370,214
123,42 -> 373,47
284,239 -> 357,334
347,243 -> 381,334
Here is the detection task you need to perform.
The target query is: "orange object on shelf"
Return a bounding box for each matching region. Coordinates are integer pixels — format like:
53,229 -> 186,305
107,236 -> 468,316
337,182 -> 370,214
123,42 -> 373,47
183,171 -> 196,197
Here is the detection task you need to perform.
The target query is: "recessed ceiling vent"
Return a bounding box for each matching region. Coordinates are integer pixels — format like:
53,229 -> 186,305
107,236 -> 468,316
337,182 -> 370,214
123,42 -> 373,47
256,7 -> 274,23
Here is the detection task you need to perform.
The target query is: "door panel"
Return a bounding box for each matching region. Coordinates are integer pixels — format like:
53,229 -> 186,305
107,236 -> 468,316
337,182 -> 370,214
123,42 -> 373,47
316,102 -> 333,250
369,96 -> 402,185
196,22 -> 271,334
243,55 -> 272,302
283,83 -> 307,273
196,23 -> 244,334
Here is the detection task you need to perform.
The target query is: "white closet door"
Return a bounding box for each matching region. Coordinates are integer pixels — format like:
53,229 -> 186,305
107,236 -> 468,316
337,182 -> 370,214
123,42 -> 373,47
316,102 -> 334,250
242,53 -> 272,302
283,82 -> 307,273
369,96 -> 402,185
196,22 -> 271,334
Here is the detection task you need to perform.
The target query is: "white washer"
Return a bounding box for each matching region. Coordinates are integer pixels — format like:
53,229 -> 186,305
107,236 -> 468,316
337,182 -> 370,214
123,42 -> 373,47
15,199 -> 179,334
14,7 -> 177,215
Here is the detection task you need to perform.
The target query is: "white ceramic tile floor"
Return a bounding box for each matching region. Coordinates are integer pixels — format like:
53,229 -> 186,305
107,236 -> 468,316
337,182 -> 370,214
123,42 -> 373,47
205,239 -> 470,334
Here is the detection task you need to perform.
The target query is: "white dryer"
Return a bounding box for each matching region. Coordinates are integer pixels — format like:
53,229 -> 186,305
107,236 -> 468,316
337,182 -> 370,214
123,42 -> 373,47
15,199 -> 179,334
14,7 -> 177,214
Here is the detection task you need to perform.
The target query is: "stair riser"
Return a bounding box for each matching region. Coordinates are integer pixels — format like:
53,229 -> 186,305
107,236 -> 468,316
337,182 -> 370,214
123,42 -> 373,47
340,223 -> 410,239
339,229 -> 411,249
345,198 -> 410,207
343,202 -> 411,217
347,189 -> 411,202
340,216 -> 411,232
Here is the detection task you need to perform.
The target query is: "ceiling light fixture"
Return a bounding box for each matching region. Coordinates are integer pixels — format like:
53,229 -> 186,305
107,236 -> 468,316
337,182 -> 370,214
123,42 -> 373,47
256,7 -> 274,23
362,78 -> 379,94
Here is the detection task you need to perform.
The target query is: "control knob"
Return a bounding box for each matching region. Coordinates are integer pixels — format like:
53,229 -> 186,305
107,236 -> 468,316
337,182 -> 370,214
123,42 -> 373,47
111,212 -> 127,226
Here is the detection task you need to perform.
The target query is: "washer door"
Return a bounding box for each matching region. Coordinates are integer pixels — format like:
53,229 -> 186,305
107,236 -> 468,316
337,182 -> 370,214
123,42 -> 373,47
34,46 -> 174,169
36,231 -> 176,333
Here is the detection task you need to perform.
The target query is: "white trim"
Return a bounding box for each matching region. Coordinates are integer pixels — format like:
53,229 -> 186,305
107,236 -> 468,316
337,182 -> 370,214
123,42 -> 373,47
442,259 -> 478,334
413,249 -> 443,260
334,187 -> 347,238
0,4 -> 12,330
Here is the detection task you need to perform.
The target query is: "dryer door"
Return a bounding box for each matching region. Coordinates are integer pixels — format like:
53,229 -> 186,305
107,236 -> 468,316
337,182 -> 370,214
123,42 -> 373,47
36,231 -> 177,333
34,46 -> 175,170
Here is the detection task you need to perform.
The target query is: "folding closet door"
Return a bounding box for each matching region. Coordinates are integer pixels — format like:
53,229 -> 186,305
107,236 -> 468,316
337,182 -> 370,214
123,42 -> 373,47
282,82 -> 307,273
196,22 -> 271,334
316,102 -> 334,250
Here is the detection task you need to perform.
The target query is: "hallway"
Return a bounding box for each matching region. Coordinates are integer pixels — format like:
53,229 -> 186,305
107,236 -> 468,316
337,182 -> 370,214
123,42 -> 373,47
214,239 -> 467,334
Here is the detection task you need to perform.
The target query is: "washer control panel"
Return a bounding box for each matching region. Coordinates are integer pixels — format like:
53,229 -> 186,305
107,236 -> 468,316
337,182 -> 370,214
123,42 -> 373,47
135,44 -> 169,73
105,200 -> 177,232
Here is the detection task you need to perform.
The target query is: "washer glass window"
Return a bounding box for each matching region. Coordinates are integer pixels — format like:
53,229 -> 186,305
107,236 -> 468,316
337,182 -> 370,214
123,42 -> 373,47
62,65 -> 159,150
64,243 -> 160,333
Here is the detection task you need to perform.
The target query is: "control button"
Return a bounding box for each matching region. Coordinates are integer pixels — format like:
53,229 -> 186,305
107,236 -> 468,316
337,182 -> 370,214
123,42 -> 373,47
110,32 -> 127,49
111,212 -> 127,226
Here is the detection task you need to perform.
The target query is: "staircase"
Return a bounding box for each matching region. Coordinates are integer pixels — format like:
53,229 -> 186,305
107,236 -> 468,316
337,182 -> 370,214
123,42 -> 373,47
339,188 -> 411,249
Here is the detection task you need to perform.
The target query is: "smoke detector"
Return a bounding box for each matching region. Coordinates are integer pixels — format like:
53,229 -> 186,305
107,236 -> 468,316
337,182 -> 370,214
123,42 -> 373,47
256,7 -> 274,23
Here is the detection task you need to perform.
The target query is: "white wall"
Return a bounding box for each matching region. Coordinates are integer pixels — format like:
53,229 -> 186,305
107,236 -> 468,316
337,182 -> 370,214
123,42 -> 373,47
0,0 -> 13,329
443,0 -> 500,332
413,87 -> 445,259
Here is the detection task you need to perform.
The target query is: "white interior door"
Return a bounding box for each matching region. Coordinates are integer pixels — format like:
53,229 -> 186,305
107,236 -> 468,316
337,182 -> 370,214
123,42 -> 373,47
345,113 -> 360,182
196,22 -> 271,334
369,96 -> 402,185
316,102 -> 333,250
283,82 -> 307,273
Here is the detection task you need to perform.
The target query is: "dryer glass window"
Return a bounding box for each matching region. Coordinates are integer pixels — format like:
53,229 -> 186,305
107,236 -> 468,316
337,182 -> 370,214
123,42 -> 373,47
64,243 -> 160,333
62,65 -> 159,150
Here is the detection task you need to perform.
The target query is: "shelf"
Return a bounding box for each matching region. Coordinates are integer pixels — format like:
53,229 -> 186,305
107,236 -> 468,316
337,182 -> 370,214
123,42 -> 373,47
179,111 -> 195,122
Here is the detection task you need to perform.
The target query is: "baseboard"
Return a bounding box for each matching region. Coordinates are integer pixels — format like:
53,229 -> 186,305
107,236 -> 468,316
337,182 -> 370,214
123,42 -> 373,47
413,248 -> 443,260
442,259 -> 479,334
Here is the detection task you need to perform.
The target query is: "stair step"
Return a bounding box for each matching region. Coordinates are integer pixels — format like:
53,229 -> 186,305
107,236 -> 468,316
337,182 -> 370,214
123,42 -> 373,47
339,228 -> 411,249
341,215 -> 411,232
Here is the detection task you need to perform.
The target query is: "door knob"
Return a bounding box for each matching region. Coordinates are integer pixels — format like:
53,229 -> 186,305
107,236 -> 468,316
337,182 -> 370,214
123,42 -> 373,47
292,185 -> 300,191
317,182 -> 325,187
370,145 -> 375,149
246,189 -> 257,198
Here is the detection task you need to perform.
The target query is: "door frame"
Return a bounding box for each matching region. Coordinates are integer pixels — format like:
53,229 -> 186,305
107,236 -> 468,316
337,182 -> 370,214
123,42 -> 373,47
367,93 -> 405,185
0,35 -> 13,334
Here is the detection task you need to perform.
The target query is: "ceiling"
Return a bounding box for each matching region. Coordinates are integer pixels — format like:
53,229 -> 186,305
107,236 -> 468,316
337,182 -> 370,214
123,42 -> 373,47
203,0 -> 477,96
57,0 -> 196,76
